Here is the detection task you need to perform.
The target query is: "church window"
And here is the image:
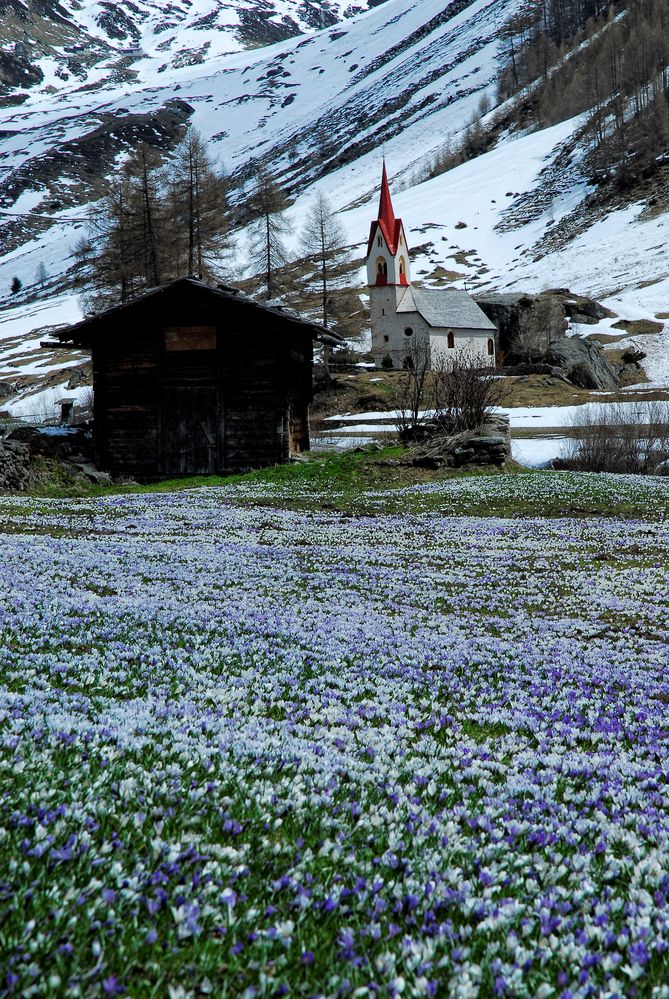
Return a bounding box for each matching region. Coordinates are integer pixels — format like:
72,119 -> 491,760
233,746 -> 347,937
377,235 -> 382,247
376,258 -> 388,277
383,335 -> 389,342
404,327 -> 413,337
487,337 -> 495,356
447,331 -> 455,349
403,355 -> 414,370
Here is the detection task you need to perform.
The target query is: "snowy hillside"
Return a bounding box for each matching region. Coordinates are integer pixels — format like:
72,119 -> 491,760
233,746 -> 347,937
1,0 -> 521,278
1,0 -> 668,416
0,0 -> 384,95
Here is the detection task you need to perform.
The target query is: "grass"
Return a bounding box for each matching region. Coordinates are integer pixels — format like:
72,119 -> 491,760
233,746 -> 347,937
5,447 -> 669,524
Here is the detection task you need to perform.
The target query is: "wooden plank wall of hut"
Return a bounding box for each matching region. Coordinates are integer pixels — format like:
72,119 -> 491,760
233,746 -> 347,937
93,330 -> 161,477
288,332 -> 313,453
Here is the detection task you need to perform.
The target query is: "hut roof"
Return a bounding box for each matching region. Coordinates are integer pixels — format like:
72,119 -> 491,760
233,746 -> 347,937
50,277 -> 340,346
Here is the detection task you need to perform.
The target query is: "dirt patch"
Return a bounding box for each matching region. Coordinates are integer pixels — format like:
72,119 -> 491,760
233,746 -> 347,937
449,250 -> 478,267
424,265 -> 466,283
612,319 -> 663,336
589,333 -> 631,345
604,348 -> 649,387
656,312 -> 669,320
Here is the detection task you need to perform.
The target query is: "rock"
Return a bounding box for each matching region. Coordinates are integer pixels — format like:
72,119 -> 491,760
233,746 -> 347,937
6,427 -> 41,451
568,312 -> 600,326
453,447 -> 475,465
562,296 -> 612,322
66,364 -> 92,390
545,337 -> 619,391
77,464 -> 112,486
0,381 -> 16,400
654,459 -> 669,476
412,455 -> 445,469
469,435 -> 507,448
475,292 -> 567,359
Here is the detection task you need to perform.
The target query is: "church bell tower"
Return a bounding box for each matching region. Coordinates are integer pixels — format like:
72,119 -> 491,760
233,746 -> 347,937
366,163 -> 411,362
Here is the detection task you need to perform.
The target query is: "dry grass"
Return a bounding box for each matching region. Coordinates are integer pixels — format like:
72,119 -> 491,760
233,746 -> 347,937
312,369 -> 669,424
611,318 -> 663,335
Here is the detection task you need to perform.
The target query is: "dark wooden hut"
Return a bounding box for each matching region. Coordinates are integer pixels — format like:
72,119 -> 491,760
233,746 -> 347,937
52,278 -> 327,479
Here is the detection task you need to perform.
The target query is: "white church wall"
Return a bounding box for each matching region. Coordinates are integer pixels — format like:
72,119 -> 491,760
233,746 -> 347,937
430,329 -> 495,368
373,308 -> 431,368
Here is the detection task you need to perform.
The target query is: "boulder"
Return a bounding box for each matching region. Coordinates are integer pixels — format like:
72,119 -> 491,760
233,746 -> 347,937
475,292 -> 567,358
545,337 -> 619,391
562,296 -> 612,322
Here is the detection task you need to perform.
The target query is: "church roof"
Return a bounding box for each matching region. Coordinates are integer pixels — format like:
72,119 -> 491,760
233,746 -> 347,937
397,286 -> 497,331
367,162 -> 404,257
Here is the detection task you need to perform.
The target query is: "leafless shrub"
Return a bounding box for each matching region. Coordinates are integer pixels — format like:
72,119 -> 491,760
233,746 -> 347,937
391,341 -> 432,434
391,346 -> 508,437
75,388 -> 94,423
432,352 -> 509,433
565,401 -> 669,473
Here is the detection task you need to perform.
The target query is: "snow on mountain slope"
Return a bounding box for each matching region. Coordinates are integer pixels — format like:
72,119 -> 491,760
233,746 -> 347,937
1,0 -> 520,255
1,0 -> 668,412
1,0 -> 385,98
59,0 -> 377,60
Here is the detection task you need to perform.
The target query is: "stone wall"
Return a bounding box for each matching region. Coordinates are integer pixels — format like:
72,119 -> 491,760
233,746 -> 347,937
408,415 -> 511,470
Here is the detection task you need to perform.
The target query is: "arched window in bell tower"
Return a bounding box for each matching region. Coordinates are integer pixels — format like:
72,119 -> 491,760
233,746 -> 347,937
375,257 -> 388,286
399,256 -> 408,285
447,330 -> 455,349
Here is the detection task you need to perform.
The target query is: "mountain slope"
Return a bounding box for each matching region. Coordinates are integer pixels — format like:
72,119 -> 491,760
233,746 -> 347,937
0,0 -> 519,267
1,0 -> 668,417
0,0 -> 388,99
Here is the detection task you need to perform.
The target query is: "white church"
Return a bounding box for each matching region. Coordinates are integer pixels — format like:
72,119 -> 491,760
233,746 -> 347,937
367,164 -> 497,369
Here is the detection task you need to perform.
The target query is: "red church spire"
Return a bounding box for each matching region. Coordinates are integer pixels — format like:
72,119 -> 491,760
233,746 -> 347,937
377,160 -> 396,235
367,160 -> 407,285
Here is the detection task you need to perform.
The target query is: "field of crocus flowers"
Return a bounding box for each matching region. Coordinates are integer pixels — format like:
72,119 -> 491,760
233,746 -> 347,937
2,465 -> 669,998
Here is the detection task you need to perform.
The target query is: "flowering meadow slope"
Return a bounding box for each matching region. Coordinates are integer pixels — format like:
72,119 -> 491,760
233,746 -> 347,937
2,472 -> 669,997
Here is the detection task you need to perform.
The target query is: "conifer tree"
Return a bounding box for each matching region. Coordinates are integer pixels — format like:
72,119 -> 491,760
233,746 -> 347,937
300,191 -> 347,330
81,132 -> 229,311
247,171 -> 289,300
167,130 -> 229,280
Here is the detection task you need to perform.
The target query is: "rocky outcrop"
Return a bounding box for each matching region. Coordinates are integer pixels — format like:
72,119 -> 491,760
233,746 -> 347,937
476,289 -> 613,362
0,425 -> 113,491
562,293 -> 613,325
476,292 -> 567,359
0,439 -> 31,491
0,46 -> 44,91
545,337 -> 619,390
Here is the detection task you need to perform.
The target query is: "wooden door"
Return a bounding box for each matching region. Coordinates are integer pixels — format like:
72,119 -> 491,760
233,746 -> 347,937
162,384 -> 218,475
161,329 -> 220,476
